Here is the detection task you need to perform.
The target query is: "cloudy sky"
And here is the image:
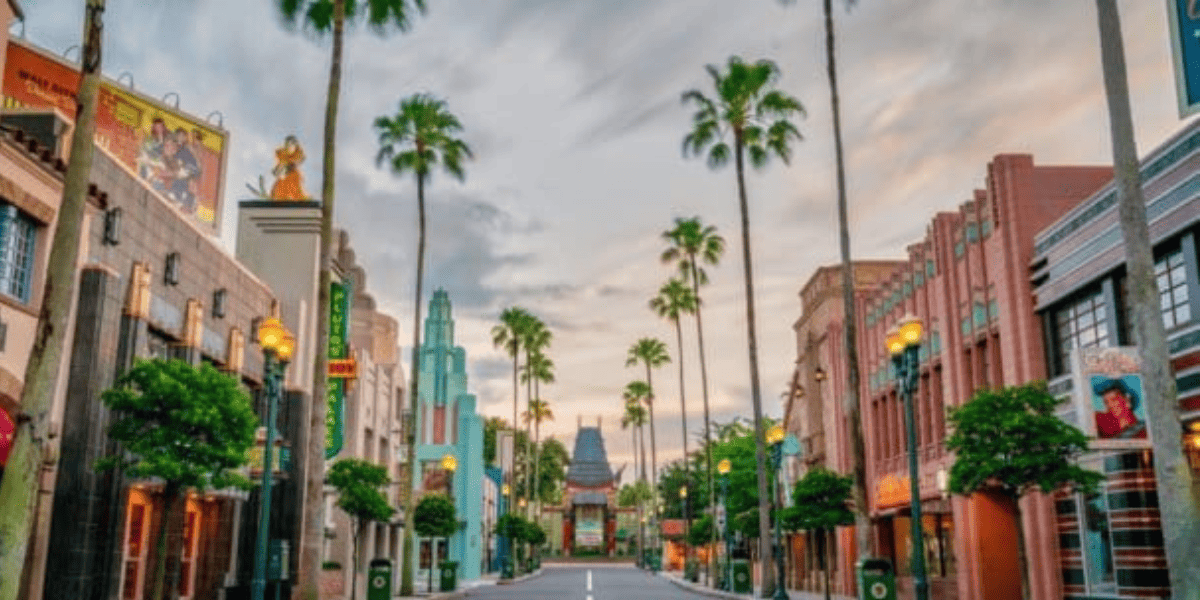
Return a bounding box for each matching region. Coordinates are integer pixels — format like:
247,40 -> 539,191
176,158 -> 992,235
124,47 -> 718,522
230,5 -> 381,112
15,1 -> 1196,475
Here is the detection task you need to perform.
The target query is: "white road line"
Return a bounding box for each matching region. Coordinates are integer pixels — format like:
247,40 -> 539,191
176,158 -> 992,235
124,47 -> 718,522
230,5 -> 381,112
587,597 -> 593,600
587,569 -> 593,591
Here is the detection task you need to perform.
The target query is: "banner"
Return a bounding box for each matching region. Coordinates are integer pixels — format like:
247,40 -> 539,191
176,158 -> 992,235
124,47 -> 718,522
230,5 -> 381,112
575,505 -> 604,547
1168,0 -> 1200,117
1072,346 -> 1152,449
325,280 -> 350,459
2,40 -> 228,233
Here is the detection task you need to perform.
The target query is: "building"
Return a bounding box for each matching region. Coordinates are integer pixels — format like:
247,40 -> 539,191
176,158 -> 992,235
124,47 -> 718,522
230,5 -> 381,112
1031,119 -> 1200,599
409,289 -> 484,589
558,423 -> 618,556
783,261 -> 903,595
320,229 -> 407,599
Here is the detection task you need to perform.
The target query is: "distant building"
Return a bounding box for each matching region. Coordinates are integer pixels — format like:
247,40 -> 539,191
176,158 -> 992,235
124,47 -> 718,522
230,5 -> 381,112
559,423 -> 618,556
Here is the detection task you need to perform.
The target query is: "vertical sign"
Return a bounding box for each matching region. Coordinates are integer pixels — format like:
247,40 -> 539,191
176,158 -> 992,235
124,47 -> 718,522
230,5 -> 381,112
1072,346 -> 1152,450
325,280 -> 350,458
1168,0 -> 1200,117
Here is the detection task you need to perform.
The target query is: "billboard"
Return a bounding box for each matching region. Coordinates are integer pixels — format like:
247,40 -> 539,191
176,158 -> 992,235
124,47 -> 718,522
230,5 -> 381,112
2,40 -> 228,234
575,505 -> 604,547
1168,0 -> 1200,117
325,279 -> 350,459
1072,346 -> 1152,449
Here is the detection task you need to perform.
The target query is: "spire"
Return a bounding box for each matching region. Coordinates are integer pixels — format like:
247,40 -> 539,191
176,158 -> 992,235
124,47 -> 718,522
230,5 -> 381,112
423,289 -> 454,347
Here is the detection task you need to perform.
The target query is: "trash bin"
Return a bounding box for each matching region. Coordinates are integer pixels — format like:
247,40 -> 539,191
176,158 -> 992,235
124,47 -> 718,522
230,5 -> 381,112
856,558 -> 896,600
367,558 -> 392,600
731,559 -> 752,593
439,560 -> 459,592
501,558 -> 514,579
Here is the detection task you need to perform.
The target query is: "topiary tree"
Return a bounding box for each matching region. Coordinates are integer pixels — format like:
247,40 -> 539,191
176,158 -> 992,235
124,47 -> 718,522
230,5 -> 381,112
494,513 -> 528,575
687,513 -> 715,548
414,493 -> 458,589
328,458 -> 395,600
785,468 -> 854,600
98,359 -> 258,600
945,382 -> 1104,600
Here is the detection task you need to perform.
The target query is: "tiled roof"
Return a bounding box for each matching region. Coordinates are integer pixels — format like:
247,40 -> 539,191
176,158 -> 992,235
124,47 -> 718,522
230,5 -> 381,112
566,427 -> 614,488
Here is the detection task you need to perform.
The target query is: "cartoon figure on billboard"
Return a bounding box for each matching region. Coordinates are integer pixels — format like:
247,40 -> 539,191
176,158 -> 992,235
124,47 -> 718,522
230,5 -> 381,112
269,135 -> 309,201
135,118 -> 202,214
1091,375 -> 1147,439
136,117 -> 168,179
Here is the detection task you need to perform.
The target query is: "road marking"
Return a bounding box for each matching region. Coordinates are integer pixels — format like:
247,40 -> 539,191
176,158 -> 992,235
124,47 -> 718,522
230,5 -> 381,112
587,569 -> 593,591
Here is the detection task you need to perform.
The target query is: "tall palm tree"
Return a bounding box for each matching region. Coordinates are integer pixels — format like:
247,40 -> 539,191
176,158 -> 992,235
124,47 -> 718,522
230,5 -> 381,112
622,378 -> 658,557
522,351 -> 554,514
375,93 -> 470,594
622,397 -> 649,564
680,55 -> 804,591
1095,0 -> 1200,591
0,3 -> 105,598
519,319 -> 551,516
492,307 -> 532,518
626,339 -> 669,538
279,1 -> 426,595
661,217 -> 724,584
522,397 -> 554,502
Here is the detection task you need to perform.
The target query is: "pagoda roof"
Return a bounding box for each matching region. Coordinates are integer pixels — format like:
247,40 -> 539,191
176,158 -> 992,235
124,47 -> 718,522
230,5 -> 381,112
566,426 -> 614,488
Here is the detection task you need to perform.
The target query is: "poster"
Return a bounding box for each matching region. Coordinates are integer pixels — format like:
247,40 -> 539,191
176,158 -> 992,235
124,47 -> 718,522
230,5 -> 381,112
575,505 -> 603,547
325,280 -> 349,459
1072,346 -> 1152,448
2,40 -> 227,233
1167,0 -> 1200,117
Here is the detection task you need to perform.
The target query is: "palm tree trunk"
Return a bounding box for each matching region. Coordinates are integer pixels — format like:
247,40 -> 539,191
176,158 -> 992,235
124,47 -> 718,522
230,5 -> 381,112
0,4 -> 104,598
823,0 -> 873,567
509,344 -> 519,568
524,350 -> 534,517
634,423 -> 644,564
731,134 -> 774,598
644,364 -> 660,557
533,384 -> 541,526
399,169 -> 427,595
687,260 -> 714,584
1095,2 -> 1200,592
299,2 -> 342,598
672,317 -> 690,570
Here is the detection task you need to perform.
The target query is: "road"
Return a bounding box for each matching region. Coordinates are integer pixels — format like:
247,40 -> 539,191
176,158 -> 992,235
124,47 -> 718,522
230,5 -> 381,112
464,564 -> 715,600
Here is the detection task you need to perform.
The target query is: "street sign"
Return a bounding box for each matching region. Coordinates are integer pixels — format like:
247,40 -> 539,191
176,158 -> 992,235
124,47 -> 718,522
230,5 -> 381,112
1167,0 -> 1200,117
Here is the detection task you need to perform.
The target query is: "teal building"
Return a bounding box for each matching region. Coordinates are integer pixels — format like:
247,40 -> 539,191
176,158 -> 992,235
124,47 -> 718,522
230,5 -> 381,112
411,290 -> 484,587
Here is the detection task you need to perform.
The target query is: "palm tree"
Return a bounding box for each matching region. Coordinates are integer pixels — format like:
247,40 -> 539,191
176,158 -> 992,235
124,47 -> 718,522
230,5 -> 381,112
278,1 -> 426,595
621,397 -> 649,564
519,318 -> 551,516
661,217 -> 724,584
522,351 -> 554,514
374,93 -> 470,594
1095,0 -> 1200,590
626,338 -> 669,549
522,397 -> 554,502
0,3 -> 105,597
492,307 -> 532,521
680,55 -> 804,591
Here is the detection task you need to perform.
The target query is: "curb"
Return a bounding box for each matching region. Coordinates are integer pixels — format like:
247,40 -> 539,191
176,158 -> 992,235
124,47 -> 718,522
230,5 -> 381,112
661,572 -> 749,599
496,568 -> 544,586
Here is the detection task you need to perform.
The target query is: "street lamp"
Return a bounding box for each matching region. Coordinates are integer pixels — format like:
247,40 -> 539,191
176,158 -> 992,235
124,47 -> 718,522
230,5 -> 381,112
679,485 -> 690,574
765,424 -> 789,600
252,317 -> 294,600
500,483 -> 513,579
717,458 -> 732,591
886,314 -> 928,600
440,453 -> 457,590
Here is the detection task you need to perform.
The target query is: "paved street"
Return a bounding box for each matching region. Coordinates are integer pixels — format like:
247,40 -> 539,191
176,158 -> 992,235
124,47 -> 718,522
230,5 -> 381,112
464,564 -> 712,599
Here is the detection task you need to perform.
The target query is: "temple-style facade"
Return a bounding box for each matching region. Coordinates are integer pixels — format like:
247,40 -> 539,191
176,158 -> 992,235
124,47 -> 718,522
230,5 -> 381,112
558,422 -> 619,556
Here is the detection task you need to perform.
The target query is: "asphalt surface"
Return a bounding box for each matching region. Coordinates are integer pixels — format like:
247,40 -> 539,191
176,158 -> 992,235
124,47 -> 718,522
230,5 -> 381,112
463,564 -> 714,599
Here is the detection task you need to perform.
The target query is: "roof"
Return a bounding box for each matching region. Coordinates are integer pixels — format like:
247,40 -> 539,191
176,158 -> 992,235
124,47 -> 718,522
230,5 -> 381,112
565,427 -> 614,488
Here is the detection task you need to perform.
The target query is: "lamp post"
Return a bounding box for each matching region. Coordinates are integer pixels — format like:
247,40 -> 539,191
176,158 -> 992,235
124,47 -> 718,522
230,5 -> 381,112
717,458 -> 732,591
251,317 -> 295,600
886,314 -> 928,600
501,483 -> 513,579
765,424 -> 789,600
679,485 -> 689,574
440,454 -> 457,591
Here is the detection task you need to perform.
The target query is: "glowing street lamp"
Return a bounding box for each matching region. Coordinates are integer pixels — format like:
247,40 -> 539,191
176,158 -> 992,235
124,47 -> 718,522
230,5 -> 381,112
887,314 -> 928,600
765,425 -> 789,600
252,317 -> 294,600
717,458 -> 732,590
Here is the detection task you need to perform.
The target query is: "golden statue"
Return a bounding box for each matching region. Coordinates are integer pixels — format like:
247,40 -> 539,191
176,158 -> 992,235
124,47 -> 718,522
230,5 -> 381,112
269,135 -> 309,200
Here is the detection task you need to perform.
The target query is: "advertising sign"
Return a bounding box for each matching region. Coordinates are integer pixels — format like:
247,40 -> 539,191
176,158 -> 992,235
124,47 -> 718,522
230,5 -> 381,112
1,40 -> 228,233
1168,0 -> 1200,117
575,506 -> 604,547
325,280 -> 350,459
1072,346 -> 1152,449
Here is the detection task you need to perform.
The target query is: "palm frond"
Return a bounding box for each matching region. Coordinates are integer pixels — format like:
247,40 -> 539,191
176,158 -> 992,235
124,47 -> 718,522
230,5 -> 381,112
706,142 -> 731,170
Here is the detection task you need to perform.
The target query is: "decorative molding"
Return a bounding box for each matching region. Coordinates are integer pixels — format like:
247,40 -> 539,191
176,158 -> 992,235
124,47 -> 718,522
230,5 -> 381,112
125,262 -> 151,318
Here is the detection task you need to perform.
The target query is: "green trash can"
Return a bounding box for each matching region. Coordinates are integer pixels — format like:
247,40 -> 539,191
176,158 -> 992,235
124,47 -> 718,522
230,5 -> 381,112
439,560 -> 459,592
731,559 -> 752,594
367,558 -> 392,600
856,558 -> 896,600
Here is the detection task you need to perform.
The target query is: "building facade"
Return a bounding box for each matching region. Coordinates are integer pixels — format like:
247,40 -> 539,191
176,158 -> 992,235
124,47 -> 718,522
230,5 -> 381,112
558,424 -> 618,556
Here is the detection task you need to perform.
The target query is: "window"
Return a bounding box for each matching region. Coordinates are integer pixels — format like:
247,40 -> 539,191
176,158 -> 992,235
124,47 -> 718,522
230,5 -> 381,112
1156,248 -> 1190,329
0,205 -> 37,303
1053,289 -> 1110,376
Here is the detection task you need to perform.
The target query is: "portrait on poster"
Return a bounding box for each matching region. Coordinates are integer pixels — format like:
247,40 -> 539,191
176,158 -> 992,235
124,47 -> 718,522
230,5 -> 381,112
1072,346 -> 1152,447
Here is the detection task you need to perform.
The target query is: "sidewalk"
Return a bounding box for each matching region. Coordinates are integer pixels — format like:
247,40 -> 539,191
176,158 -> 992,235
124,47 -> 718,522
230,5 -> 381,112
394,567 -> 544,599
659,569 -> 854,600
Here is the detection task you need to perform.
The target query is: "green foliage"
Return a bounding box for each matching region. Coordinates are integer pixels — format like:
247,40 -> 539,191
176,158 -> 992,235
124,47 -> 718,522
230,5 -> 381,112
278,0 -> 426,37
494,513 -> 534,541
945,382 -> 1104,499
687,514 -> 716,547
483,416 -> 505,465
617,481 -> 653,507
97,359 -> 257,491
414,493 -> 458,538
626,338 -> 671,371
534,437 -> 569,504
783,468 -> 853,533
661,217 -> 725,286
328,458 -> 395,523
375,94 -> 473,183
522,520 -> 547,547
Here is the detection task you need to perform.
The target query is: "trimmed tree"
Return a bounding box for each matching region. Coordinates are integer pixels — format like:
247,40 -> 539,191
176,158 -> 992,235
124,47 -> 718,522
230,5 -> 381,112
945,382 -> 1104,600
327,458 -> 394,600
414,493 -> 458,591
97,359 -> 258,600
786,468 -> 854,600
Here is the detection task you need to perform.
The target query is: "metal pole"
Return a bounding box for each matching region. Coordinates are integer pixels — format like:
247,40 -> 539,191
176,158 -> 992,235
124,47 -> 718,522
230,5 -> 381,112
771,444 -> 788,600
722,477 -> 731,590
898,346 -> 929,600
252,351 -> 279,600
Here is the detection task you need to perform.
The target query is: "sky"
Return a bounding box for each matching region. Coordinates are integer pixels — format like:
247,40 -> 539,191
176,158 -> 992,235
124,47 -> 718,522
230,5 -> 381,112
13,0 -> 1197,479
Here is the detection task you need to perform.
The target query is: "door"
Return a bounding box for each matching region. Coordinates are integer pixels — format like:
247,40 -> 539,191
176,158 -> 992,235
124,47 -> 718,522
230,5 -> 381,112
119,489 -> 153,600
177,497 -> 202,599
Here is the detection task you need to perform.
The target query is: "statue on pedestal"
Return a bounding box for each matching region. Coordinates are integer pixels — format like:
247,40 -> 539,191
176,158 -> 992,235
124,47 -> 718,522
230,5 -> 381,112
247,135 -> 310,200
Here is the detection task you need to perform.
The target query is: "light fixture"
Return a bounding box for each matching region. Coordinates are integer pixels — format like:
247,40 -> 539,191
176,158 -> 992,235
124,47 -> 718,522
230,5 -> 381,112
1189,421 -> 1200,433
501,483 -> 511,495
442,453 -> 458,472
885,327 -> 906,356
814,366 -> 827,382
257,317 -> 284,350
717,459 -> 731,475
765,424 -> 786,446
276,330 -> 295,362
103,207 -> 121,245
898,314 -> 924,345
679,486 -> 687,499
164,252 -> 181,286
212,288 -> 228,319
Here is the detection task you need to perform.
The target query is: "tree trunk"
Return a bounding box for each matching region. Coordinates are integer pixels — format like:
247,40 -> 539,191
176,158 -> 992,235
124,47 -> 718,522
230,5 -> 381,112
822,0 -> 873,567
729,133 -> 773,598
634,424 -> 644,565
524,348 -> 534,518
149,484 -> 185,600
351,518 -> 360,600
533,380 -> 541,518
0,4 -> 104,598
1011,500 -> 1029,600
687,258 -> 715,585
399,169 -> 428,594
672,317 -> 690,572
1095,2 -> 1200,594
822,529 -> 832,600
644,363 -> 659,559
298,2 -> 342,598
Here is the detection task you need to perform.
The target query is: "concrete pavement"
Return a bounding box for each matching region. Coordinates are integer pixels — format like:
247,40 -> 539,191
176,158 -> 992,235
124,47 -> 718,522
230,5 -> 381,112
659,569 -> 855,600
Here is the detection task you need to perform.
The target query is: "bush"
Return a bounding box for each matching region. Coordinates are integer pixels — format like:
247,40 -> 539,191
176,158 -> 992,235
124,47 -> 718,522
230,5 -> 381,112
322,561 -> 342,570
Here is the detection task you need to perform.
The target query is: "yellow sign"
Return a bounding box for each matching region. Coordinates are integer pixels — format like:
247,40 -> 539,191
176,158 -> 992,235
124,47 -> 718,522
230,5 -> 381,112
328,357 -> 358,379
876,473 -> 910,509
